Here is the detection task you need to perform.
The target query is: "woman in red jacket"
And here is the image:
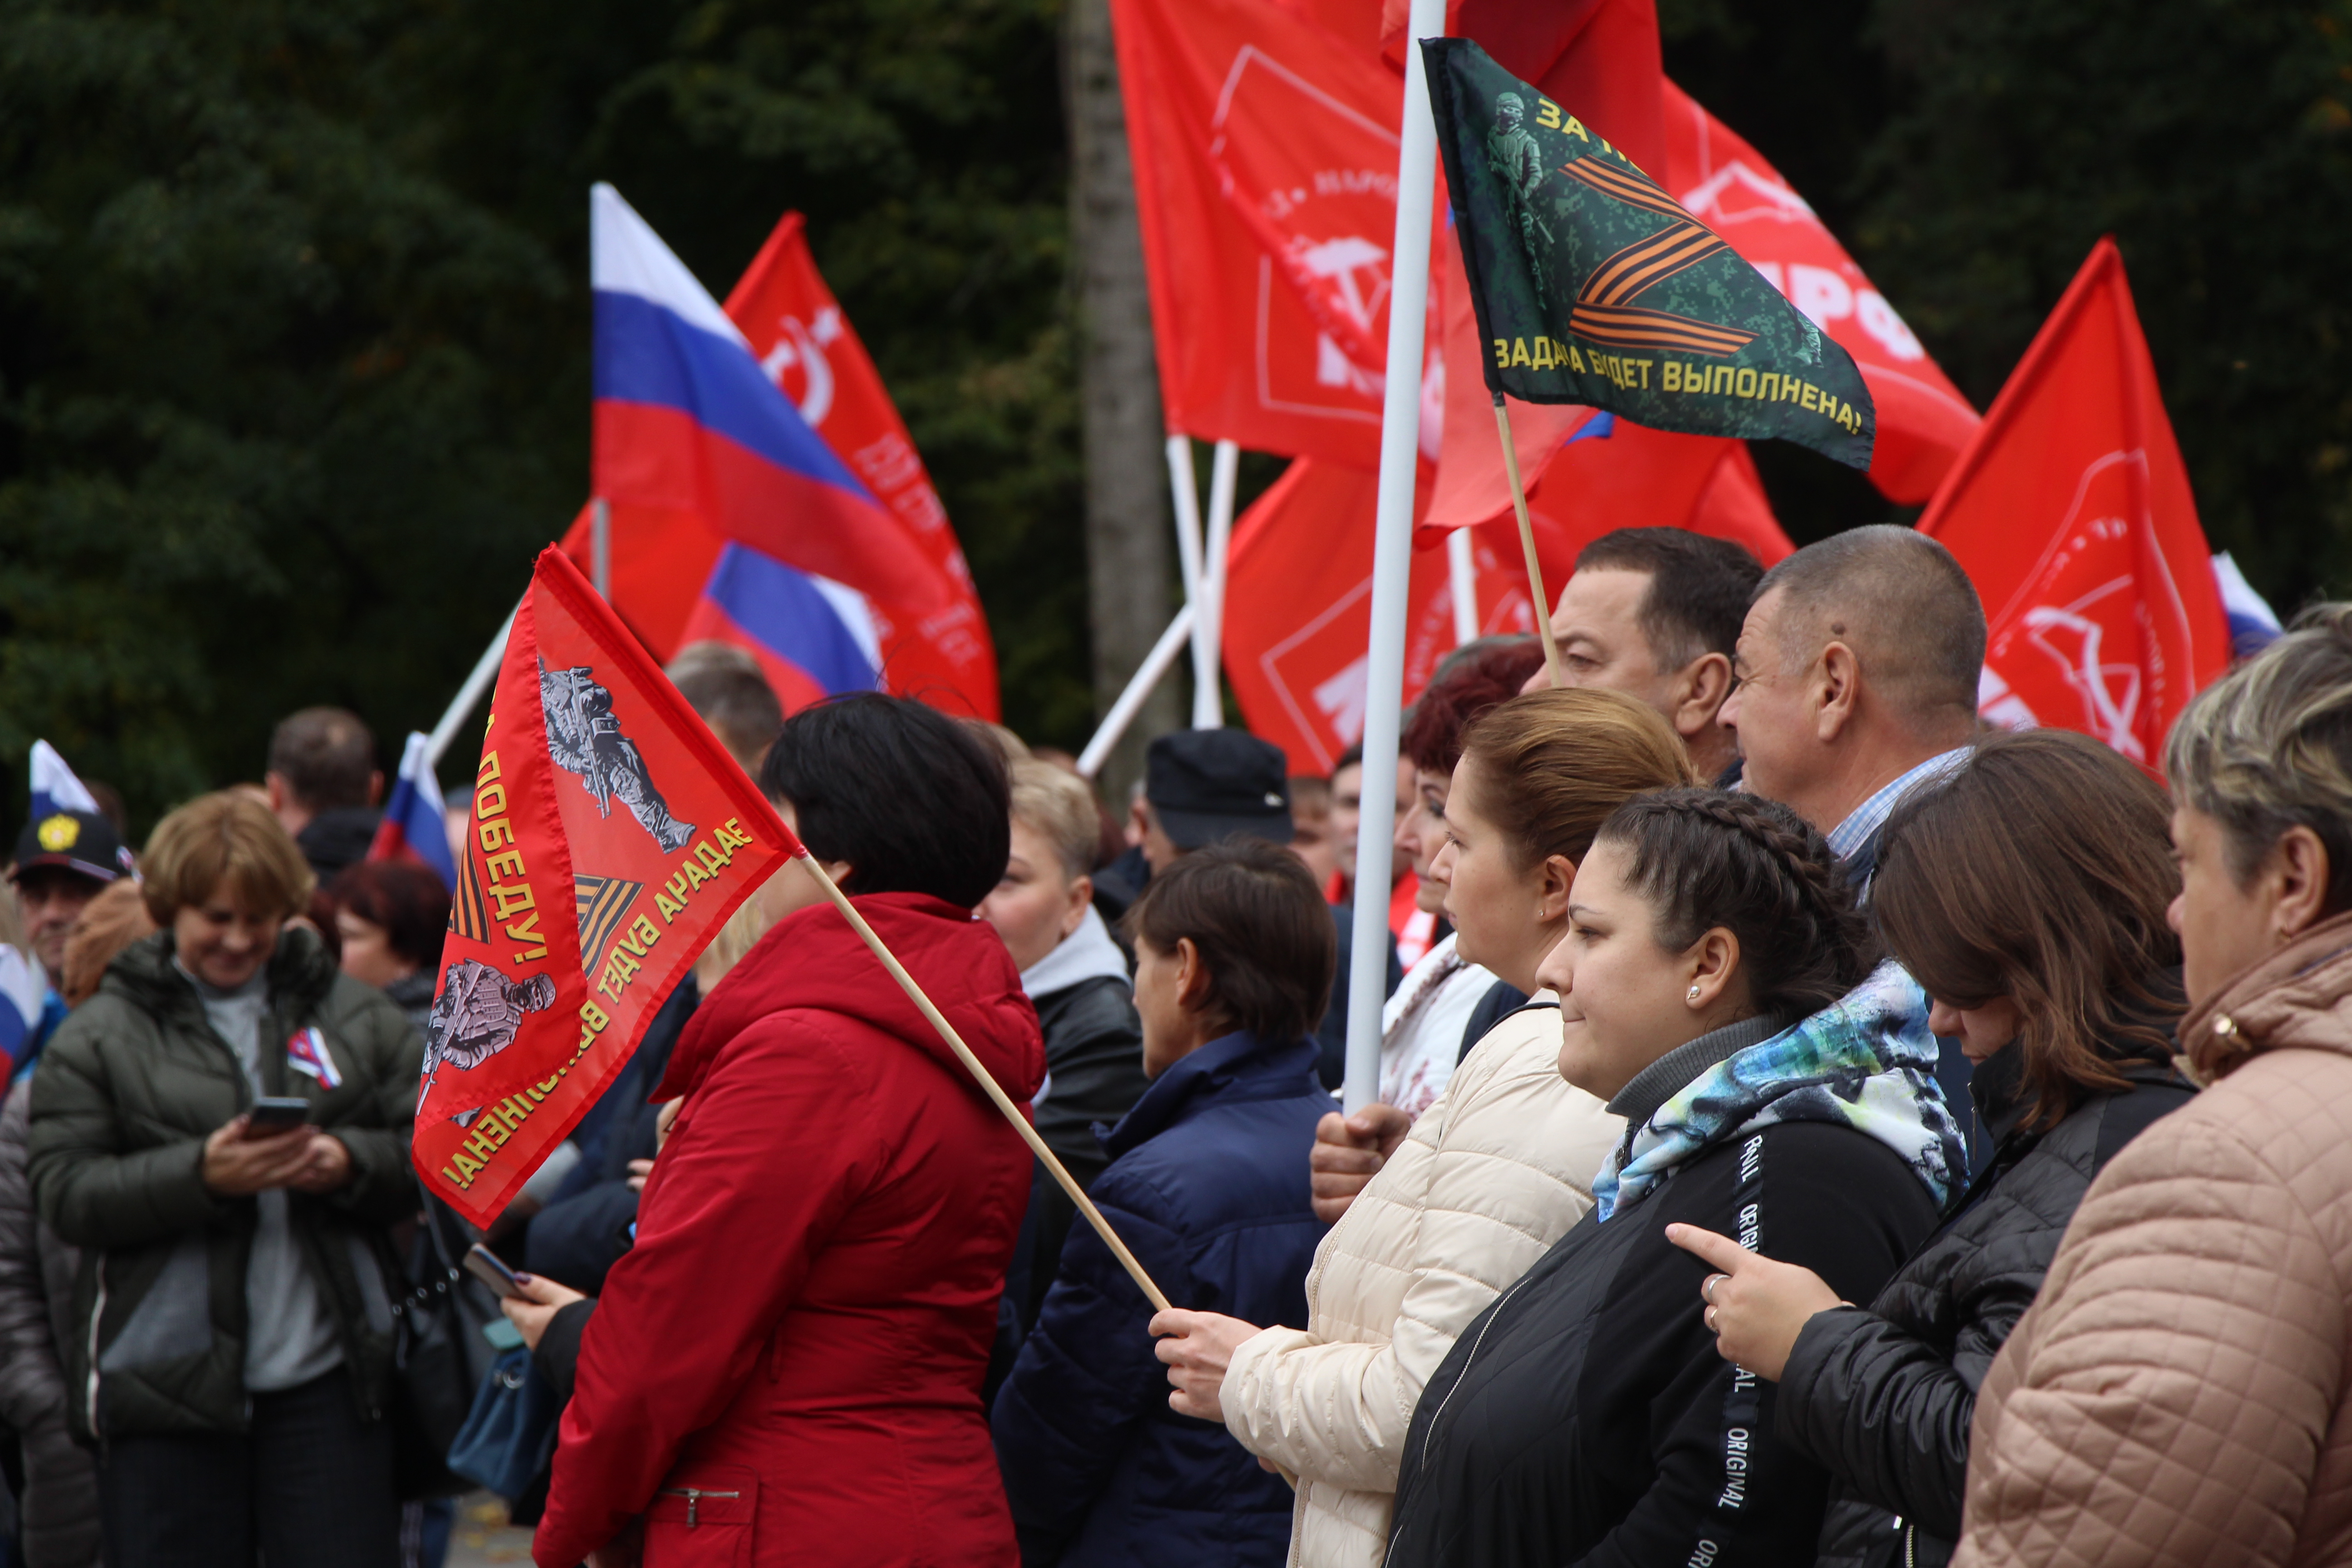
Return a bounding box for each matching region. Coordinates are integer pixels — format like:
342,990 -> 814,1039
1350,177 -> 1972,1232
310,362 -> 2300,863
531,694 -> 1047,1568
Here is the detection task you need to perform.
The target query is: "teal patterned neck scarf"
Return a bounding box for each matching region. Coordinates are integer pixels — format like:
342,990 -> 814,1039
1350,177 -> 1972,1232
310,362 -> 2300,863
1592,960 -> 1965,1220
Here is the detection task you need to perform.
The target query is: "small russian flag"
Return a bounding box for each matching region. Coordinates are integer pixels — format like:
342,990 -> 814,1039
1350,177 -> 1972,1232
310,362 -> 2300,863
286,1025 -> 343,1091
366,732 -> 458,891
29,740 -> 99,823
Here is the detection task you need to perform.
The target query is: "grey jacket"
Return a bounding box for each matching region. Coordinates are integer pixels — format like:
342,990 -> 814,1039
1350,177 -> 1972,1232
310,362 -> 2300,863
0,1077 -> 97,1568
29,926 -> 423,1441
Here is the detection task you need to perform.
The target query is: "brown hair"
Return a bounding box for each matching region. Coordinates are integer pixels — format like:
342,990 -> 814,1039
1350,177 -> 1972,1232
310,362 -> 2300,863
140,792 -> 316,924
1455,688 -> 1699,871
1594,789 -> 1872,1022
266,707 -> 377,810
62,880 -> 157,1007
1873,729 -> 2181,1128
1123,838 -> 1335,1044
328,860 -> 453,969
1401,637 -> 1547,774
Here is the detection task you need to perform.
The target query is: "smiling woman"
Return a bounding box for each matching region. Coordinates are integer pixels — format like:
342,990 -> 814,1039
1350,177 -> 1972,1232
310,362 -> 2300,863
25,790 -> 426,1568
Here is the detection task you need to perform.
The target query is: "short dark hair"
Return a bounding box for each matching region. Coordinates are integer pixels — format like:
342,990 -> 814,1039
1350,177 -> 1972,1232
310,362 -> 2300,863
1575,527 -> 1764,668
1124,838 -> 1335,1043
329,860 -> 454,969
1401,636 -> 1546,774
1874,730 -> 2181,1129
1753,525 -> 1986,725
268,708 -> 377,810
1594,788 -> 1872,1022
759,693 -> 1010,909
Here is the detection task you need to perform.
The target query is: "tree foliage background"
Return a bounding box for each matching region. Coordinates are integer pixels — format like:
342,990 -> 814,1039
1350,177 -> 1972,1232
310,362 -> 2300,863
1,0 -> 2347,830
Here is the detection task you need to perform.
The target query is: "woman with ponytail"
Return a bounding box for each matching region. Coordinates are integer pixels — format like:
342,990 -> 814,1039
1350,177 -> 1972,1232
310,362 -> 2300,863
1385,790 -> 1957,1568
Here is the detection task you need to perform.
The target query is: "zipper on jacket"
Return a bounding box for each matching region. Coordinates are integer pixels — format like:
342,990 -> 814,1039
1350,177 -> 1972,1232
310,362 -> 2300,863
655,1487 -> 740,1529
1905,1519 -> 1917,1568
1418,1268 -> 1537,1471
84,1254 -> 107,1445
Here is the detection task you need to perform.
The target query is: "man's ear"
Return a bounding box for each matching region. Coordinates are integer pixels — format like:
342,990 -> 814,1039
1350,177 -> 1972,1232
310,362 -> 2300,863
1672,652 -> 1734,740
265,773 -> 289,814
1064,873 -> 1095,937
1814,641 -> 1861,743
2271,824 -> 2334,941
368,770 -> 385,808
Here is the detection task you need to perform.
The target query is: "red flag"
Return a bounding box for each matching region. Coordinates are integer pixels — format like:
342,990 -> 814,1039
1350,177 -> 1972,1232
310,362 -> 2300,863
416,546 -> 794,1225
1662,80 -> 1977,503
1113,0 -> 1427,465
562,215 -> 999,719
723,215 -> 1000,718
1225,442 -> 1786,772
1380,0 -> 1666,175
1919,239 -> 2228,769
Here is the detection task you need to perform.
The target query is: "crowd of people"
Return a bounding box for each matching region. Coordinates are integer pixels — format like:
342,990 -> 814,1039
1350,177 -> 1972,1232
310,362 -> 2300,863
2,522 -> 2350,1568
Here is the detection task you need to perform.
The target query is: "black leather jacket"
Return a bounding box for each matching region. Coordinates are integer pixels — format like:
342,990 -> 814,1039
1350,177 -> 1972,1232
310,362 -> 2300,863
1778,1038 -> 2193,1568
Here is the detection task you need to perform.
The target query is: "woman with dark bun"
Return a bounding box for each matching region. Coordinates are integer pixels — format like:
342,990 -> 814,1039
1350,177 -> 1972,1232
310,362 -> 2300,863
529,694 -> 1047,1568
1384,791 -> 1955,1568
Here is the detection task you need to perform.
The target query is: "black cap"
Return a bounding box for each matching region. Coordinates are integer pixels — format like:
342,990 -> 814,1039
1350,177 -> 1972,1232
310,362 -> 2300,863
1145,730 -> 1294,850
8,810 -> 130,886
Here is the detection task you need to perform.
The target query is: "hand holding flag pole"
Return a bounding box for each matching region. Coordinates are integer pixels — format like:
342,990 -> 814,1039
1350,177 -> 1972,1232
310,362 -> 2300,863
794,852 -> 1174,1313
1493,395 -> 1564,687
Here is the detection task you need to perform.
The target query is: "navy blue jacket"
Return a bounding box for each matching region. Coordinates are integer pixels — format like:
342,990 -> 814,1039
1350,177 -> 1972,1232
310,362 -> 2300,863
992,1030 -> 1331,1568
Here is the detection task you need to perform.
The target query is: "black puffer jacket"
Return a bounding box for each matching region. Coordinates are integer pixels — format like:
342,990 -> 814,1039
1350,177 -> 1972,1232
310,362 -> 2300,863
1777,1042 -> 2193,1568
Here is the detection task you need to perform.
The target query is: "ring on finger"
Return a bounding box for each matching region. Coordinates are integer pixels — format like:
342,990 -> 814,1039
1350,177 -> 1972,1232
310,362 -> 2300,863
1702,1272 -> 1726,1305
1705,1304 -> 1720,1333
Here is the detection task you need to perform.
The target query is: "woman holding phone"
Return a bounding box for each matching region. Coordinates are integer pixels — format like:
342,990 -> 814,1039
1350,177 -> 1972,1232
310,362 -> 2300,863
27,791 -> 425,1568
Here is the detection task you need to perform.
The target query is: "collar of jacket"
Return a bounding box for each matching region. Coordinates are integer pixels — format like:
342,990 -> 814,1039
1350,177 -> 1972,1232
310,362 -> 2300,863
1970,966 -> 2186,1144
103,926 -> 338,1029
1605,1012 -> 1787,1135
2182,908 -> 2352,1082
1098,1030 -> 1319,1160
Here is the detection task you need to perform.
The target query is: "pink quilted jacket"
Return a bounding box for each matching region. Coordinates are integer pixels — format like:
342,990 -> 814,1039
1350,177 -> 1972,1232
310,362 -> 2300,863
1955,912 -> 2352,1568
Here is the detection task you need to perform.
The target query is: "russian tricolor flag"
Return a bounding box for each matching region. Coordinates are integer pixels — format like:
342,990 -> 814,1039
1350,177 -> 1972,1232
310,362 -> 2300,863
366,732 -> 459,890
677,544 -> 882,714
591,185 -> 949,612
29,740 -> 98,822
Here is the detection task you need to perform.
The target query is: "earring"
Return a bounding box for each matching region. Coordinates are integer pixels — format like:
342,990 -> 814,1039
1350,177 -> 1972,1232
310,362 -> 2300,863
1687,985 -> 1701,1001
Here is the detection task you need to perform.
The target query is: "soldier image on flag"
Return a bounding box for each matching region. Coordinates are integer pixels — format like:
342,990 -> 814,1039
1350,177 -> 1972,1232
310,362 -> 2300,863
1424,37 -> 1876,472
540,658 -> 696,853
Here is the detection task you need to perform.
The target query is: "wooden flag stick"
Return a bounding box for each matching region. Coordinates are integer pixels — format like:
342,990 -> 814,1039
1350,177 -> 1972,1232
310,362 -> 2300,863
1494,395 -> 1563,687
797,851 -> 1174,1313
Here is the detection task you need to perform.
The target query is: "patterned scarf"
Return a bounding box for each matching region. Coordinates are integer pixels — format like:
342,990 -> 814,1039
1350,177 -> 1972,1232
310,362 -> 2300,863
1592,960 -> 1965,1220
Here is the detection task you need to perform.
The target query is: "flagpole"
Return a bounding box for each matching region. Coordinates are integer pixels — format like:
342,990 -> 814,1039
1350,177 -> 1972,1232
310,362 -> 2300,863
1343,0 -> 1446,1114
1166,436 -> 1217,730
1195,439 -> 1239,727
1446,528 -> 1479,647
1494,398 -> 1563,685
426,601 -> 521,774
798,851 -> 1172,1313
1077,605 -> 1198,779
590,496 -> 612,598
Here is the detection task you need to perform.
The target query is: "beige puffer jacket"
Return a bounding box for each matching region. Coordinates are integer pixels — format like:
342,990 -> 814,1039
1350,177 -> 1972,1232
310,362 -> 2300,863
1221,1000 -> 1622,1568
1955,911 -> 2352,1568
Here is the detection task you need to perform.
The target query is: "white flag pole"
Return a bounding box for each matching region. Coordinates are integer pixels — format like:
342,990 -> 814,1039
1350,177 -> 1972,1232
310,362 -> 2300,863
590,496 -> 613,598
1343,0 -> 1447,1112
1195,439 -> 1240,727
1446,527 -> 1479,647
1165,436 -> 1215,732
426,601 -> 520,774
1076,605 -> 1198,779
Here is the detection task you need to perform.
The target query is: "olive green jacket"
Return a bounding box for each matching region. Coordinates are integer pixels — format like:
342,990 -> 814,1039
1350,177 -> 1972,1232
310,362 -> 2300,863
27,927 -> 423,1441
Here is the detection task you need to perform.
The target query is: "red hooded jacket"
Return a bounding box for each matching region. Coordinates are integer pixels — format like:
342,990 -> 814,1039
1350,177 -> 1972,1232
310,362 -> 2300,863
532,892 -> 1048,1568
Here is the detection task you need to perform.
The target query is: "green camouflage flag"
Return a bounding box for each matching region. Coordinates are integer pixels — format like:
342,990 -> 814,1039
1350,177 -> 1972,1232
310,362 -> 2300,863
1423,38 -> 1874,471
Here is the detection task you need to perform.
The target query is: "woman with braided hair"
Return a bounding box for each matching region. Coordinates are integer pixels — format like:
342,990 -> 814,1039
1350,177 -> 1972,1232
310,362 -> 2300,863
1385,788 -> 1959,1568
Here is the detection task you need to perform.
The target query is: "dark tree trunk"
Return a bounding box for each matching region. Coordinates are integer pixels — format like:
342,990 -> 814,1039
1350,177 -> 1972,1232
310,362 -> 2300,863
1064,0 -> 1179,801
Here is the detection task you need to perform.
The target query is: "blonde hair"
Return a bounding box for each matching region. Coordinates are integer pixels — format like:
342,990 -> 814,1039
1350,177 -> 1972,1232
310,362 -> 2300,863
2166,602 -> 2352,909
1009,760 -> 1099,883
1455,686 -> 1700,869
140,791 -> 315,923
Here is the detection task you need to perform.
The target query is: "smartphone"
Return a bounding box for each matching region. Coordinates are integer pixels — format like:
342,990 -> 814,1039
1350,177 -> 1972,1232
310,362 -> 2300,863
244,1097 -> 312,1137
464,1244 -> 527,1301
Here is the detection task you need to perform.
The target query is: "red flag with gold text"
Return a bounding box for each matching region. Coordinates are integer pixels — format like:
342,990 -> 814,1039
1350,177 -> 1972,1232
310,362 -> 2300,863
1919,239 -> 2228,769
416,546 -> 795,1224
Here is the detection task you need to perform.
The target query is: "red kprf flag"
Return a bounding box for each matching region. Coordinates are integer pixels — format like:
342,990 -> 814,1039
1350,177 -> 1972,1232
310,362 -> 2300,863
1663,79 -> 1976,503
416,546 -> 794,1225
1919,239 -> 2228,769
1113,0 -> 1427,466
